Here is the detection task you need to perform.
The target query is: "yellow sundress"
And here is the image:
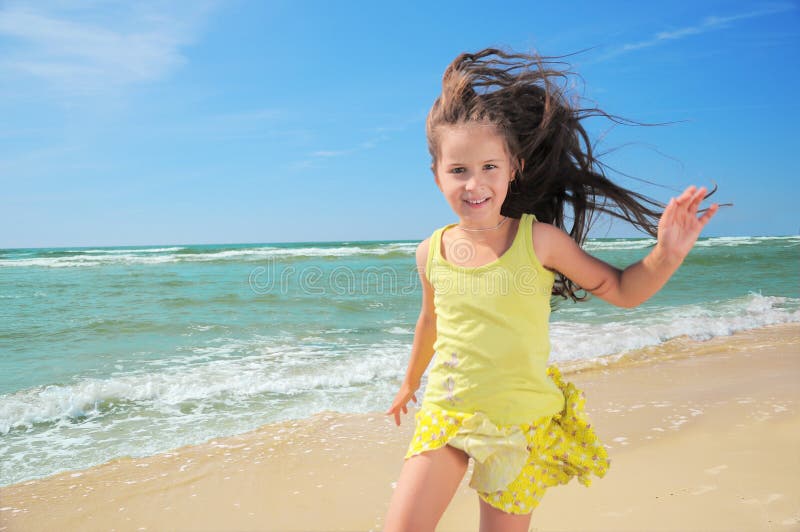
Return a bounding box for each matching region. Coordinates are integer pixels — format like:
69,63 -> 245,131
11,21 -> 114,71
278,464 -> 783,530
404,213 -> 610,515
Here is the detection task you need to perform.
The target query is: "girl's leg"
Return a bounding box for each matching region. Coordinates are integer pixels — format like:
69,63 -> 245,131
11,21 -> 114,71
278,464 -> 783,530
383,444 -> 469,532
478,496 -> 533,532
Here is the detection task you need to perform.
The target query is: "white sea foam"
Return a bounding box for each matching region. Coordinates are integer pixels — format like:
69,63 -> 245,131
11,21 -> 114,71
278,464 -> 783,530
69,247 -> 185,254
0,254 -> 177,268
1,260 -> 797,487
583,235 -> 799,252
2,294 -> 795,437
549,293 -> 799,364
0,243 -> 418,268
0,335 -> 413,486
583,239 -> 655,251
3,236 -> 795,268
694,235 -> 800,247
0,339 -> 406,435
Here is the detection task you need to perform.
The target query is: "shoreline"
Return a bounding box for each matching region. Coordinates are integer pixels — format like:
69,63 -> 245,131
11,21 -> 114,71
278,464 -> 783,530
1,322 -> 798,531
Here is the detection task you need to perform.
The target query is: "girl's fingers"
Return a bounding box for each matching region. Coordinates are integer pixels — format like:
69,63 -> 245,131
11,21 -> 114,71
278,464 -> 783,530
670,185 -> 711,220
674,185 -> 696,205
689,187 -> 707,213
386,392 -> 419,425
699,203 -> 719,226
680,186 -> 703,211
689,187 -> 712,223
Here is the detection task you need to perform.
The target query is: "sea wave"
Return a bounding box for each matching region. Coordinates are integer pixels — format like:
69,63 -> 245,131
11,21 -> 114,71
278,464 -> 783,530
0,291 -> 797,487
0,243 -> 419,268
3,293 -> 795,436
0,341 -> 405,435
3,236 -> 796,268
583,235 -> 799,252
693,235 -> 800,247
549,293 -> 799,365
583,239 -> 655,251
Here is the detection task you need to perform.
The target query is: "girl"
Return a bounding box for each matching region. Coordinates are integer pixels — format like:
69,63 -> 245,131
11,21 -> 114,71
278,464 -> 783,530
383,48 -> 719,532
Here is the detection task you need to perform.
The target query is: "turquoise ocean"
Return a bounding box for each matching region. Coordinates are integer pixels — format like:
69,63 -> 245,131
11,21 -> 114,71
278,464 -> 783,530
1,235 -> 798,487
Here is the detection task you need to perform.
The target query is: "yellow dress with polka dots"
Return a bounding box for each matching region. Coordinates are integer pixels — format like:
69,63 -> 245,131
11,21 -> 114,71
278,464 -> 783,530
404,213 -> 610,516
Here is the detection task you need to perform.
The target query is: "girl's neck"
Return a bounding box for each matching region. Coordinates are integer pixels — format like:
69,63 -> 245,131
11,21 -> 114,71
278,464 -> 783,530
456,215 -> 509,232
452,216 -> 516,244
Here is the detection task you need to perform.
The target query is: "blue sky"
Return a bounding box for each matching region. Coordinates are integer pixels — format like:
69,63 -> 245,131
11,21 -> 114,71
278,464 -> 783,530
1,0 -> 798,248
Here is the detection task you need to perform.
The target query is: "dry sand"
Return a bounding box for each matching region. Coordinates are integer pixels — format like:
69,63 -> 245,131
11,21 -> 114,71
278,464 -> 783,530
1,323 -> 798,531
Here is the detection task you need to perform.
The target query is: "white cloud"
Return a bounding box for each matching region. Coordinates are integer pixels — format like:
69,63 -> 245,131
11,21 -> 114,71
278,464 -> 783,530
309,134 -> 390,159
0,1 -> 215,94
313,149 -> 352,158
288,134 -> 389,171
602,3 -> 797,59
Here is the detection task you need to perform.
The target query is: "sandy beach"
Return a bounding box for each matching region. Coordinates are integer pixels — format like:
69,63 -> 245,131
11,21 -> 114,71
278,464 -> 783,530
1,323 -> 798,531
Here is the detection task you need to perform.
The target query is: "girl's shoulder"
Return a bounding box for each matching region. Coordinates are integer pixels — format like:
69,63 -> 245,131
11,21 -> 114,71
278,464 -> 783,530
416,222 -> 447,281
416,236 -> 433,282
416,236 -> 431,266
529,217 -> 562,271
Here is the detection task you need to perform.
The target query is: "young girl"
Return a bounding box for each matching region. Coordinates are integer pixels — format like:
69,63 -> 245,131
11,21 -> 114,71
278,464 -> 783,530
382,48 -> 719,531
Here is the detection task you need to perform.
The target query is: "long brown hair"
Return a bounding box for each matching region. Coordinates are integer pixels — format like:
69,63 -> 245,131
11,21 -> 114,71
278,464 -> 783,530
426,47 -> 711,302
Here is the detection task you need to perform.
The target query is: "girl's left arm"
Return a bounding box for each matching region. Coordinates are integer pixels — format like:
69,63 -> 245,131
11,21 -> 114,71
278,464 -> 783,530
537,185 -> 719,308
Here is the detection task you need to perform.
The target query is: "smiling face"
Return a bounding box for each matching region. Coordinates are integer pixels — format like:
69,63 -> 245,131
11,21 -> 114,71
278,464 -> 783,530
432,122 -> 518,229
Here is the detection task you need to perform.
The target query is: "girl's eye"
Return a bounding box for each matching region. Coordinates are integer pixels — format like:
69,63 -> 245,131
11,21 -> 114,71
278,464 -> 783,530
484,164 -> 497,170
449,167 -> 466,174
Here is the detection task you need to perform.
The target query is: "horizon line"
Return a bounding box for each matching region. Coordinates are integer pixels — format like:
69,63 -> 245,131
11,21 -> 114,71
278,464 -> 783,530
2,232 -> 798,252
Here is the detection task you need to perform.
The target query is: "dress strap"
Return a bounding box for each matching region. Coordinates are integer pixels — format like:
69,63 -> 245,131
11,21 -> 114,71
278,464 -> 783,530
425,226 -> 443,283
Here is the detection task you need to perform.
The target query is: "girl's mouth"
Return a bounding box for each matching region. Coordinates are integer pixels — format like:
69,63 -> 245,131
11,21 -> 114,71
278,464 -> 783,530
464,197 -> 490,208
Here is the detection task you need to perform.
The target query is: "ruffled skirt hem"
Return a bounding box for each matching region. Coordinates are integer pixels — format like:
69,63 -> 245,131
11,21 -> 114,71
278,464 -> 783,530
404,365 -> 610,515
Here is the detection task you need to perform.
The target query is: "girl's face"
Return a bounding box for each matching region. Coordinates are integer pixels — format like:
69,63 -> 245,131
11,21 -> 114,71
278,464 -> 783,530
433,122 -> 517,227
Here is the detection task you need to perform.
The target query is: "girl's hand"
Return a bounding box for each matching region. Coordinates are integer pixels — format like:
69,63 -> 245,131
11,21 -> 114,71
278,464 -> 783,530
656,185 -> 719,263
385,382 -> 419,426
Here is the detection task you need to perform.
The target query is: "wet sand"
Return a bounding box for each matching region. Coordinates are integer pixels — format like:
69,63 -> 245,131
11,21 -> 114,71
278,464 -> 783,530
1,323 -> 798,531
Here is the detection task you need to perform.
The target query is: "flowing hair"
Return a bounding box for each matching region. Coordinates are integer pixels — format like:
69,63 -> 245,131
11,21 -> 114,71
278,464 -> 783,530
426,47 -> 716,302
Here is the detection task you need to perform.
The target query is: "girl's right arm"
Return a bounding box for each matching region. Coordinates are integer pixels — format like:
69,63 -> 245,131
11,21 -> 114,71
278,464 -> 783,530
535,185 -> 717,308
385,238 -> 437,426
